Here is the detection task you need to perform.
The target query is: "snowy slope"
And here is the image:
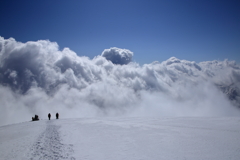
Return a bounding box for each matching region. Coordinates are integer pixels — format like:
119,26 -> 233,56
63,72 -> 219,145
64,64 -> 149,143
0,117 -> 240,160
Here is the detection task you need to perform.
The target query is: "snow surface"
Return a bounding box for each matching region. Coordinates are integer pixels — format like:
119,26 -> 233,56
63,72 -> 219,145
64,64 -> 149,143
0,117 -> 240,160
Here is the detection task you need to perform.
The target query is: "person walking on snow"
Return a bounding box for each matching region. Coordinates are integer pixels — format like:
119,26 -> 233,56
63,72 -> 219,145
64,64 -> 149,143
56,113 -> 59,119
48,113 -> 51,120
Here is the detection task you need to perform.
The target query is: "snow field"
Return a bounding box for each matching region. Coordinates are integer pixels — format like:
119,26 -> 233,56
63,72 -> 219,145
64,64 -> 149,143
0,117 -> 240,160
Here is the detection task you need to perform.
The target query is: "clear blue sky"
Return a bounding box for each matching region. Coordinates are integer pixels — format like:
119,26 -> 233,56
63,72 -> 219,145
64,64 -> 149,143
1,0 -> 239,64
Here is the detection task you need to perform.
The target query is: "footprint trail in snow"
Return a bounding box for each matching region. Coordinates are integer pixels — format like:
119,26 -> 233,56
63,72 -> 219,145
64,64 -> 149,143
30,120 -> 75,160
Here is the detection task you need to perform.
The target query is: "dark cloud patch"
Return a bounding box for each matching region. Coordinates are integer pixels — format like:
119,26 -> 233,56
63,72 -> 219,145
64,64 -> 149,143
101,47 -> 133,65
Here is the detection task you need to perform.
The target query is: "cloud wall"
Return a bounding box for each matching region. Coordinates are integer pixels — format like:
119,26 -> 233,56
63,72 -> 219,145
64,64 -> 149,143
0,37 -> 240,126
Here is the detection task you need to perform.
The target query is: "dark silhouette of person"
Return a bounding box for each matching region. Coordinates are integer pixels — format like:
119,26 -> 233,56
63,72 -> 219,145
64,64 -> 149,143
32,115 -> 39,121
56,113 -> 59,119
35,115 -> 39,121
48,113 -> 51,120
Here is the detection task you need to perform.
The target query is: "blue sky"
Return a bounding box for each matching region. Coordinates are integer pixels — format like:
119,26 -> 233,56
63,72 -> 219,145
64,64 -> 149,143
0,0 -> 239,64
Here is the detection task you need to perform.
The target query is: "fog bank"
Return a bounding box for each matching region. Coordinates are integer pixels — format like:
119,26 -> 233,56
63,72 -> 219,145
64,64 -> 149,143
0,37 -> 240,126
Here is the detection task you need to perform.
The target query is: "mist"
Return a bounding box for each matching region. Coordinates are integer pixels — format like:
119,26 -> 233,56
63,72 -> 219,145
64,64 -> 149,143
0,37 -> 240,126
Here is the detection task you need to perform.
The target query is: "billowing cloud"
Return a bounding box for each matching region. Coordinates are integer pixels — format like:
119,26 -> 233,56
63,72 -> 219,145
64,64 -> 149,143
0,36 -> 240,126
101,47 -> 133,65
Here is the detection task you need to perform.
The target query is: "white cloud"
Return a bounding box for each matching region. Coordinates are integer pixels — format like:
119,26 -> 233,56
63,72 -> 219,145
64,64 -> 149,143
0,37 -> 240,126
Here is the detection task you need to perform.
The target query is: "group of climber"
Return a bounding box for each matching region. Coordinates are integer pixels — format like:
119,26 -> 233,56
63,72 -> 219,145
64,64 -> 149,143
32,113 -> 59,121
48,113 -> 59,120
32,115 -> 39,121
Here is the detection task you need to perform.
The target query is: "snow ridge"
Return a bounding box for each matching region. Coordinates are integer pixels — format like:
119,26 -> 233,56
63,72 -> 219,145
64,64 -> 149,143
29,120 -> 75,160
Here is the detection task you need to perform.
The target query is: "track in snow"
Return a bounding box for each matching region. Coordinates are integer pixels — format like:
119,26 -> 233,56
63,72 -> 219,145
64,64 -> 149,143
29,120 -> 75,160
